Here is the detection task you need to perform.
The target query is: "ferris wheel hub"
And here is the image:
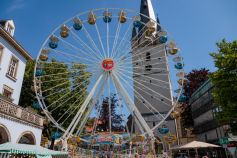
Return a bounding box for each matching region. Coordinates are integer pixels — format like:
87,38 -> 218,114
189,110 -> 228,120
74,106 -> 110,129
101,58 -> 115,71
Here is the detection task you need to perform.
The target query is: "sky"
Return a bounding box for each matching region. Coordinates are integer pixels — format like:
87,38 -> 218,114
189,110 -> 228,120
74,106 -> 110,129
1,0 -> 237,73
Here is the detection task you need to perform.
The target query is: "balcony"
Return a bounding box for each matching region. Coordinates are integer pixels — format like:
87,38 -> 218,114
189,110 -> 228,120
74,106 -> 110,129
0,98 -> 44,127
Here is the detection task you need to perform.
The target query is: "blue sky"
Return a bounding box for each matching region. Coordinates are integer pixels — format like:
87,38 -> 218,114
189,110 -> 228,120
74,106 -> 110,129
1,0 -> 237,73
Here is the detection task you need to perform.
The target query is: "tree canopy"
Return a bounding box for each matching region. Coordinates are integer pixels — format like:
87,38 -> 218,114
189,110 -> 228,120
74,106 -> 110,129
180,68 -> 210,129
209,39 -> 237,125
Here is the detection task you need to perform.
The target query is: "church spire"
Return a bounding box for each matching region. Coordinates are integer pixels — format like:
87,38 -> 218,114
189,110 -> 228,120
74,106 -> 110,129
140,0 -> 156,24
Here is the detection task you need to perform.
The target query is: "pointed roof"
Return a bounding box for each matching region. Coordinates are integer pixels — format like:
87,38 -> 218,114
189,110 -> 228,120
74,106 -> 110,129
140,0 -> 156,23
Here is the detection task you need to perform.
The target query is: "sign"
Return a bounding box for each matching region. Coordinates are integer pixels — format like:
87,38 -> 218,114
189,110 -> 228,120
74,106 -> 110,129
219,137 -> 229,145
102,58 -> 114,71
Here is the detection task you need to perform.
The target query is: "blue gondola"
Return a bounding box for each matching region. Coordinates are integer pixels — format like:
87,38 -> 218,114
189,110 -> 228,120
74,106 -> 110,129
103,13 -> 112,23
133,16 -> 141,28
73,18 -> 83,30
73,23 -> 82,30
175,63 -> 183,69
158,127 -> 169,134
159,36 -> 168,43
133,20 -> 141,28
49,41 -> 58,49
36,69 -> 45,76
33,101 -> 41,110
52,131 -> 61,139
178,94 -> 187,102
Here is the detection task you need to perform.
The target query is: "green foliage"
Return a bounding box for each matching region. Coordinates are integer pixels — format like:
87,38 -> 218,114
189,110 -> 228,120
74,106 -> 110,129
209,39 -> 237,124
19,61 -> 35,107
20,59 -> 90,132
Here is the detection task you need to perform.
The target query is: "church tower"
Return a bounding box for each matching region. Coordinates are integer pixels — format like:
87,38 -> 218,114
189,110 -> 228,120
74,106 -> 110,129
132,0 -> 176,136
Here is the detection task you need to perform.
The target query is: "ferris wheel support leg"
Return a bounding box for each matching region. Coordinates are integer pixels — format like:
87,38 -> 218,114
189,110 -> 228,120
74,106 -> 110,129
112,72 -> 154,138
62,74 -> 104,139
111,74 -> 145,135
76,78 -> 107,135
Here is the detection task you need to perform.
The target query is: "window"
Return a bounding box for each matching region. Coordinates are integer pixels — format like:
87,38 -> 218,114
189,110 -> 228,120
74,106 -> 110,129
2,85 -> 13,100
145,52 -> 151,61
153,122 -> 155,127
145,65 -> 152,71
0,45 -> 3,65
7,56 -> 19,79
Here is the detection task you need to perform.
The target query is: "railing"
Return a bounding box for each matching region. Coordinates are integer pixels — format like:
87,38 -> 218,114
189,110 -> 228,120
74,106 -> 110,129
0,98 -> 44,127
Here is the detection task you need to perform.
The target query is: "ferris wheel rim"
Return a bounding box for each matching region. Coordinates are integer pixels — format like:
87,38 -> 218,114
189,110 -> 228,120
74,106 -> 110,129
33,8 -> 186,144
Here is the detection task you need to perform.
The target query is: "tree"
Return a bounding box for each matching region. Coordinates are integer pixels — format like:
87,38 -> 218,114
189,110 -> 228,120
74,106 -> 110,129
180,68 -> 210,128
19,59 -> 90,147
96,94 -> 125,132
209,39 -> 237,126
19,61 -> 35,107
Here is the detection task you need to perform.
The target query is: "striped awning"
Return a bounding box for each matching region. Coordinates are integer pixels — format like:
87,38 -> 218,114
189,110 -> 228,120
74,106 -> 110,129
0,142 -> 67,156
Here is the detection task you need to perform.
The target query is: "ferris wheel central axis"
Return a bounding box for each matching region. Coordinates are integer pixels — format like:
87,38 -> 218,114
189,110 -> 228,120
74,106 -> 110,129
101,58 -> 115,71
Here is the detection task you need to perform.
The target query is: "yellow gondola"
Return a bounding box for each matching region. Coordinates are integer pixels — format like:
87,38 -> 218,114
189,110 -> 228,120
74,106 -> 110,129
60,25 -> 69,38
88,11 -> 96,25
39,54 -> 48,61
170,111 -> 180,119
118,11 -> 126,23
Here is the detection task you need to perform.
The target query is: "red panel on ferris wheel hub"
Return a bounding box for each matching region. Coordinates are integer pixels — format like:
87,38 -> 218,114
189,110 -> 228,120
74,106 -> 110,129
102,58 -> 115,71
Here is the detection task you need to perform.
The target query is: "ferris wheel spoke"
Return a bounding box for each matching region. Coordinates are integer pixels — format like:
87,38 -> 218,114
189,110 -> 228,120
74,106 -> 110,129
57,34 -> 102,62
63,74 -> 104,139
112,23 -> 145,59
81,22 -> 103,57
112,81 -> 131,137
114,70 -> 166,121
113,25 -> 149,60
41,70 -> 95,84
76,76 -> 107,135
117,49 -> 166,67
116,34 -> 163,63
116,69 -> 172,105
110,20 -> 121,58
116,67 -> 170,86
111,72 -> 154,137
95,23 -> 107,58
49,85 -> 88,113
56,90 -> 87,123
106,9 -> 110,57
49,47 -> 99,65
70,29 -> 104,60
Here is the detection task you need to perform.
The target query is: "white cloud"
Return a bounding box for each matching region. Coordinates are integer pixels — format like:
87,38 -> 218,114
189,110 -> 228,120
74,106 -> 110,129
7,0 -> 26,13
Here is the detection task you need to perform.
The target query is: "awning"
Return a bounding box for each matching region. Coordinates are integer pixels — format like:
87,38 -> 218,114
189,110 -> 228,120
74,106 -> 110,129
171,141 -> 220,150
0,142 -> 67,156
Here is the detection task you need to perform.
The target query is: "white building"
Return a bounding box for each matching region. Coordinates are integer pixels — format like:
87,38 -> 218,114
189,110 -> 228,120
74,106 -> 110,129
0,20 -> 44,145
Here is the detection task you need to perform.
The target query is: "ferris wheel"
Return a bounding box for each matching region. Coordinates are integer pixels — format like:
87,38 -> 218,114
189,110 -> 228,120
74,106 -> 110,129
34,8 -> 185,148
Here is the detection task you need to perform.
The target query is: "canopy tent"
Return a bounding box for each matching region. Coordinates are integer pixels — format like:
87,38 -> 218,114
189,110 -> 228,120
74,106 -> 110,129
0,142 -> 67,158
171,141 -> 221,157
171,141 -> 220,150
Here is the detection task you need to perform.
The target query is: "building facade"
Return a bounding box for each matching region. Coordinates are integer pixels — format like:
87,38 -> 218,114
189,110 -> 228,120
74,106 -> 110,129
130,0 -> 176,139
0,20 -> 44,145
190,79 -> 225,143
